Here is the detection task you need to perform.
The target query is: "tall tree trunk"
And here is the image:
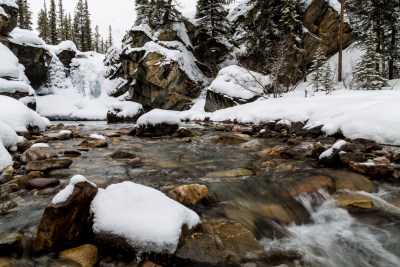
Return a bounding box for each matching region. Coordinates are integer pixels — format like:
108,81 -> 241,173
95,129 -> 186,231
338,0 -> 344,82
389,26 -> 396,80
381,30 -> 385,78
376,27 -> 381,73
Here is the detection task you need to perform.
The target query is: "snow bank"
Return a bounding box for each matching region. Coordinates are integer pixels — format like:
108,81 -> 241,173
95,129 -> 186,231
91,181 -> 200,254
0,120 -> 22,149
9,28 -> 44,47
209,65 -> 270,99
108,101 -> 143,118
0,78 -> 33,94
0,95 -> 49,132
52,175 -> 97,205
137,109 -> 181,126
0,140 -> 12,171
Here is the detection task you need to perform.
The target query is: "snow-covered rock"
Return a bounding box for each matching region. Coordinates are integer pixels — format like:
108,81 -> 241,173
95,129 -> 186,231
9,28 -> 45,47
91,181 -> 200,254
107,101 -> 144,123
135,109 -> 181,137
0,139 -> 12,171
0,0 -> 18,36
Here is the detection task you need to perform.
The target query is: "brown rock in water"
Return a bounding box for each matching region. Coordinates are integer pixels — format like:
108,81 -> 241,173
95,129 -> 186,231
174,128 -> 195,138
104,132 -> 121,138
26,159 -> 73,172
289,176 -> 336,197
334,194 -> 374,209
21,147 -> 58,164
261,161 -> 277,168
205,168 -> 254,178
110,150 -> 136,159
33,180 -> 98,253
349,161 -> 394,178
175,219 -> 264,266
141,260 -> 163,267
259,146 -> 286,156
59,244 -> 98,267
167,184 -> 209,205
27,178 -> 60,190
328,171 -> 376,193
338,152 -> 365,165
232,126 -> 241,133
17,138 -> 32,152
0,233 -> 23,257
79,138 -> 108,148
129,157 -> 142,165
215,136 -> 246,144
1,171 -> 44,190
44,132 -> 70,140
286,137 -> 302,146
239,140 -> 261,150
373,156 -> 391,165
280,147 -> 301,159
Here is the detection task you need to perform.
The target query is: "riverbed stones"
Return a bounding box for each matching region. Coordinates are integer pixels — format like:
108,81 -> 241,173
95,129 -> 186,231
33,180 -> 98,252
334,194 -> 374,209
27,178 -> 60,190
349,161 -> 394,178
289,176 -> 336,197
1,171 -> 44,190
205,168 -> 254,178
0,201 -> 17,215
239,140 -> 261,150
44,132 -> 71,140
175,219 -> 264,265
17,138 -> 32,152
59,244 -> 98,267
21,147 -> 58,164
259,146 -> 286,156
215,136 -> 247,144
167,184 -> 209,205
26,159 -> 73,172
328,171 -> 376,193
79,138 -> 108,148
104,132 -> 121,138
174,128 -> 195,138
261,161 -> 278,168
110,150 -> 136,159
373,156 -> 391,165
0,233 -> 22,257
338,152 -> 365,165
135,123 -> 180,137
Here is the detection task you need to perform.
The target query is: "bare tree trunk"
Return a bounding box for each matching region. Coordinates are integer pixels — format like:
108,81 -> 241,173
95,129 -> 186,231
389,26 -> 396,80
338,0 -> 344,82
381,30 -> 386,78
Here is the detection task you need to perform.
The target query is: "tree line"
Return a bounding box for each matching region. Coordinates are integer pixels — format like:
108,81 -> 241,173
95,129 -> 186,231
17,0 -> 113,53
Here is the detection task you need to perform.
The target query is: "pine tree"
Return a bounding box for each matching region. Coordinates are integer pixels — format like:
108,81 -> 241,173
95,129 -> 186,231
135,0 -> 181,29
308,46 -> 327,92
49,0 -> 58,44
194,0 -> 231,73
107,25 -> 113,48
58,0 -> 66,40
135,0 -> 151,25
37,0 -> 50,43
280,0 -> 303,87
16,0 -> 33,30
353,30 -> 388,90
82,0 -> 93,51
93,25 -> 100,52
321,62 -> 334,94
73,0 -> 85,50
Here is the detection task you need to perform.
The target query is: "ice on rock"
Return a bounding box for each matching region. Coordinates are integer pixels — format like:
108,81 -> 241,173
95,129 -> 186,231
137,109 -> 181,126
52,175 -> 96,205
319,140 -> 347,160
91,181 -> 200,254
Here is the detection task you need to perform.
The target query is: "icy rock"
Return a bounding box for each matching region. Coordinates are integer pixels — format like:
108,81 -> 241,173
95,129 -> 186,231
135,109 -> 180,137
91,181 -> 200,254
33,175 -> 98,252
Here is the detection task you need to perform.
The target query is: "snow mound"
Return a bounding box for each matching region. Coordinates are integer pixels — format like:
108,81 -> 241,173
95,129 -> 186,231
0,43 -> 26,80
209,65 -> 270,100
90,134 -> 105,140
91,181 -> 200,254
0,120 -> 22,148
0,95 -> 50,132
109,101 -> 143,118
0,140 -> 12,171
137,109 -> 181,126
48,40 -> 78,55
52,175 -> 97,205
32,143 -> 49,148
9,28 -> 45,47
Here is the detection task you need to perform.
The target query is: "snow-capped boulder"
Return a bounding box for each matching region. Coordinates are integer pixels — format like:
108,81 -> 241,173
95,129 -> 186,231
33,175 -> 98,252
108,24 -> 207,111
0,0 -> 18,36
135,109 -> 180,137
90,181 -> 200,254
52,41 -> 78,68
205,65 -> 270,112
106,101 -> 144,123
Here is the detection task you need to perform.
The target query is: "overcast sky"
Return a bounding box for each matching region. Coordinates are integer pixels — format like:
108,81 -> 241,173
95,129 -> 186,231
29,0 -> 198,46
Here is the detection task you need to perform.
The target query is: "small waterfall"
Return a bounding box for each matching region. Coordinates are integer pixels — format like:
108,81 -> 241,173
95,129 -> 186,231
262,190 -> 400,267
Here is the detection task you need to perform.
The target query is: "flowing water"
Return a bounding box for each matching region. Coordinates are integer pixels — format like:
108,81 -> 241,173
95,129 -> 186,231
1,121 -> 400,266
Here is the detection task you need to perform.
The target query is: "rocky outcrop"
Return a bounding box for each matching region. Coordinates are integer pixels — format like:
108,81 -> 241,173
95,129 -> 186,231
106,25 -> 206,111
0,3 -> 18,36
302,0 -> 353,66
57,49 -> 76,68
0,38 -> 52,89
205,89 -> 258,112
33,179 -> 98,252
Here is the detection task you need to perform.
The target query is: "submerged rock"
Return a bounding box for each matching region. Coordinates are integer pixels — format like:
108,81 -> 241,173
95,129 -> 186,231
205,168 -> 254,178
21,147 -> 58,164
289,176 -> 336,197
27,178 -> 60,190
167,184 -> 209,206
59,244 -> 98,267
79,138 -> 108,148
26,159 -> 73,172
328,171 -> 376,193
33,175 -> 98,252
334,194 -> 374,209
215,135 -> 247,144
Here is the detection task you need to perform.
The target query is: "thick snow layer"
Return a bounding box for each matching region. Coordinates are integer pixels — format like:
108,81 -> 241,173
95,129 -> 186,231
0,120 -> 22,148
47,40 -> 78,55
0,43 -> 24,80
125,40 -> 207,83
137,109 -> 181,126
209,65 -> 270,100
0,140 -> 12,171
0,78 -> 33,94
0,6 -> 6,16
52,175 -> 96,205
108,101 -> 143,118
0,95 -> 49,132
172,22 -> 192,47
319,140 -> 347,160
9,28 -> 44,47
91,181 -> 200,254
90,134 -> 105,140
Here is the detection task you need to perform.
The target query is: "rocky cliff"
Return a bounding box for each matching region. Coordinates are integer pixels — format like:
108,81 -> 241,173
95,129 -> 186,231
0,1 -> 17,36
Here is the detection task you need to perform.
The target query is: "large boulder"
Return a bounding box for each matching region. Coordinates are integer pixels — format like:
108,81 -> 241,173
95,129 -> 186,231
0,2 -> 18,36
302,0 -> 353,66
33,175 -> 98,253
26,158 -> 73,172
135,109 -> 181,137
21,147 -> 59,164
106,101 -> 144,123
106,25 -> 206,111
